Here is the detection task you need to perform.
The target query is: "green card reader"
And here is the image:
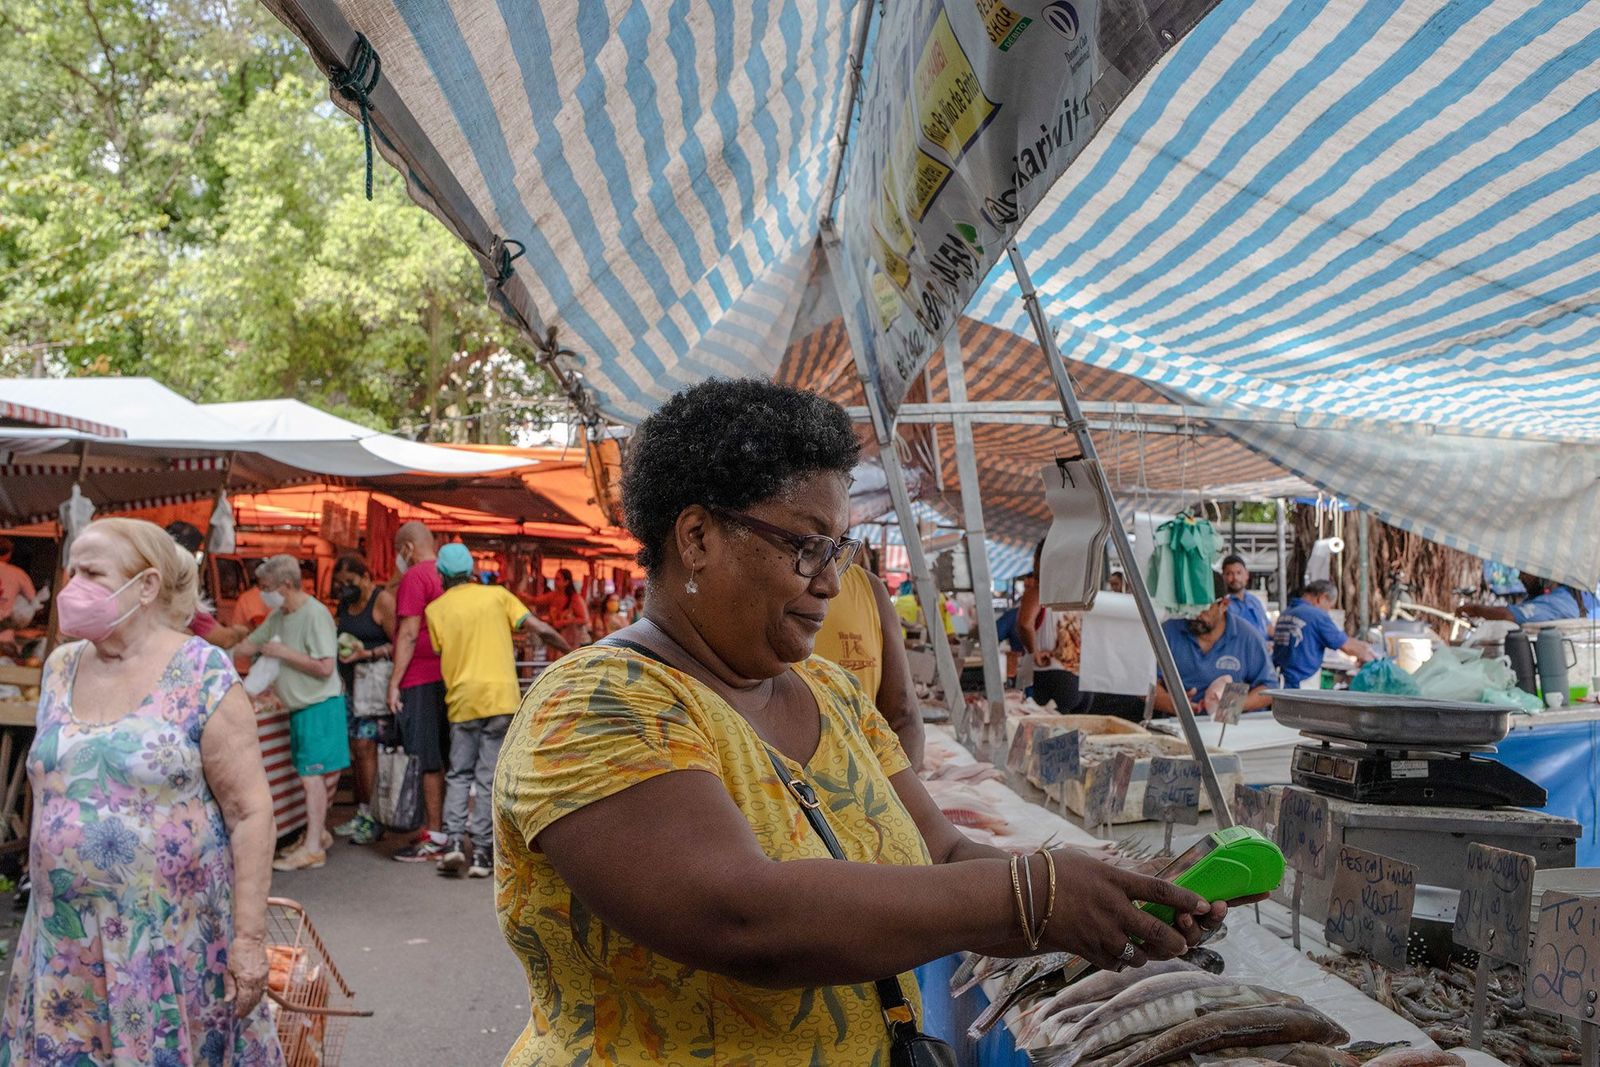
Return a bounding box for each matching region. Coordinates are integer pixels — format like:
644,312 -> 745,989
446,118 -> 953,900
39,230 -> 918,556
1143,825 -> 1285,923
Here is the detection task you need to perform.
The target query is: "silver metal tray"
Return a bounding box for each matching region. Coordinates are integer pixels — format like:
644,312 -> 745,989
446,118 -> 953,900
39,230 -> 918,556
1269,689 -> 1511,747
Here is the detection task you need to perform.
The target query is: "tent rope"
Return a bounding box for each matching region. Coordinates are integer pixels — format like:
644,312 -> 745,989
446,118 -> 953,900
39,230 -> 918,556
492,236 -> 527,286
330,33 -> 383,200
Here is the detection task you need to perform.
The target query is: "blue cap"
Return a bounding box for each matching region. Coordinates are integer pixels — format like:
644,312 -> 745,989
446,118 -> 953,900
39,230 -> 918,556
437,542 -> 474,577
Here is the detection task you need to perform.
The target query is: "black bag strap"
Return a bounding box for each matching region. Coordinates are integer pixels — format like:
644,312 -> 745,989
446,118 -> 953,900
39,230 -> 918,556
763,747 -> 921,1040
598,637 -> 920,1039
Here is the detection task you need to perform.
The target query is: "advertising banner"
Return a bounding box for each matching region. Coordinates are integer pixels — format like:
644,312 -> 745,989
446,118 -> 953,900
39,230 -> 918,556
836,0 -> 1219,416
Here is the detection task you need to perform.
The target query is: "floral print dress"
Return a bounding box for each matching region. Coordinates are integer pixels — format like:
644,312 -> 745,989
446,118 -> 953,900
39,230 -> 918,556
0,638 -> 283,1066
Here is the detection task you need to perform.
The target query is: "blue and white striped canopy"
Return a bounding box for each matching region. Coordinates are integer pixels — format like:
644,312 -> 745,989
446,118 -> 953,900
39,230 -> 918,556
261,0 -> 1600,585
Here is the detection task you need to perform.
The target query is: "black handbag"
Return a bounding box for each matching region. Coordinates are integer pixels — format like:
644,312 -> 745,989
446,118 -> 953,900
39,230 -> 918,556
764,750 -> 960,1067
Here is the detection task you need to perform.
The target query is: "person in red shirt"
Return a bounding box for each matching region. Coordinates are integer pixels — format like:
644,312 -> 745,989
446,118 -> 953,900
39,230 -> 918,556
385,522 -> 451,861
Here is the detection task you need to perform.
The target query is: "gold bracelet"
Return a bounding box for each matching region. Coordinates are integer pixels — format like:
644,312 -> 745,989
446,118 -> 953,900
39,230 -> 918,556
1008,856 -> 1033,948
1020,851 -> 1040,952
1034,849 -> 1058,945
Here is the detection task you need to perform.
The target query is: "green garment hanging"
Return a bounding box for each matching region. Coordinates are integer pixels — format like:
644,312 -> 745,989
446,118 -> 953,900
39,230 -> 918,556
1147,515 -> 1222,614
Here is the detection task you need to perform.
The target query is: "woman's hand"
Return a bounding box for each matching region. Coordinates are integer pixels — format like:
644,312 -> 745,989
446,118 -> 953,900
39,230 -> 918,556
1039,849 -> 1226,970
226,933 -> 270,1017
260,640 -> 291,661
1033,650 -> 1053,668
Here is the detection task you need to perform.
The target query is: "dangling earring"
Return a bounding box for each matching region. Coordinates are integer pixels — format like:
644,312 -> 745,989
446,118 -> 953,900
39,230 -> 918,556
685,573 -> 700,595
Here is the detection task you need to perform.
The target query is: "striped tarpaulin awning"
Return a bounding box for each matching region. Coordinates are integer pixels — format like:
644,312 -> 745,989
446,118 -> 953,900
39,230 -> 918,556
260,0 -> 1600,585
0,399 -> 125,439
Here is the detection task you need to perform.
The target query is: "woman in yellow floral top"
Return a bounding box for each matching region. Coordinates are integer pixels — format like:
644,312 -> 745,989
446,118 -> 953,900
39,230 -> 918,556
494,380 -> 1226,1066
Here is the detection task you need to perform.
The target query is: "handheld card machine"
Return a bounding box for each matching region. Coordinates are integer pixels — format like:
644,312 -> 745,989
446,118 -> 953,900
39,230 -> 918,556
1052,827 -> 1284,988
1143,825 -> 1285,923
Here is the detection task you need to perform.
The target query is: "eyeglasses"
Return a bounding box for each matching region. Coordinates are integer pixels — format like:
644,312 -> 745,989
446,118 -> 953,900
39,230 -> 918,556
714,509 -> 862,579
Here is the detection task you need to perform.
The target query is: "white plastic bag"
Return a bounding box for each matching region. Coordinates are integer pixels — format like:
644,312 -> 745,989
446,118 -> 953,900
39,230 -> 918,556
58,486 -> 95,559
207,491 -> 236,554
242,655 -> 280,696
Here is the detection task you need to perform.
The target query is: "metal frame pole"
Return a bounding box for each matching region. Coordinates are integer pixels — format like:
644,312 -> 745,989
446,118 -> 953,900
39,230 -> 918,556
1005,241 -> 1232,825
1276,498 -> 1289,612
821,229 -> 969,737
942,332 -> 1006,745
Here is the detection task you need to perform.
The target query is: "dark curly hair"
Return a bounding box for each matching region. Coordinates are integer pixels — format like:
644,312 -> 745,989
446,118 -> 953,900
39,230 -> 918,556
623,379 -> 861,573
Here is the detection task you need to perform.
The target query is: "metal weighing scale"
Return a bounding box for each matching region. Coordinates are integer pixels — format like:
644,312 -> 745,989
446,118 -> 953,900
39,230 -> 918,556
1270,690 -> 1580,923
1274,690 -> 1545,808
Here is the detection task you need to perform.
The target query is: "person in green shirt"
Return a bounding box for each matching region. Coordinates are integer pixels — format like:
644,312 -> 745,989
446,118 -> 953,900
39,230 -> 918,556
237,554 -> 350,872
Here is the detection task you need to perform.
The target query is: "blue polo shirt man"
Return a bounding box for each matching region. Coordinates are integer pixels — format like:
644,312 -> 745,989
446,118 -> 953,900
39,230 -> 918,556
1273,579 -> 1378,687
1222,554 -> 1271,639
1154,572 -> 1278,716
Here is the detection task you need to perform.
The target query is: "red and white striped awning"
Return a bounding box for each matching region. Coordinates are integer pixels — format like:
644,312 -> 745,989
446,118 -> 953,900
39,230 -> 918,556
0,399 -> 125,438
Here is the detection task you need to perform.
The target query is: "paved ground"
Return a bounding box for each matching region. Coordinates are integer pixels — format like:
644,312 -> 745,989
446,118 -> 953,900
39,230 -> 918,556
0,805 -> 529,1066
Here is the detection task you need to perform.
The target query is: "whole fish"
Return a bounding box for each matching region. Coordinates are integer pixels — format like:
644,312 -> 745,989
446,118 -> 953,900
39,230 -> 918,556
965,952 -> 1075,1036
1086,1004 -> 1350,1067
1047,982 -> 1304,1064
1362,1052 -> 1464,1067
1207,1060 -> 1291,1067
1054,973 -> 1287,1051
1279,1043 -> 1361,1067
1012,959 -> 1199,1046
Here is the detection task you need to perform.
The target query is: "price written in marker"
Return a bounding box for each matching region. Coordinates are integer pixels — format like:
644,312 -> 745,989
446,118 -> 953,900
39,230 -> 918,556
1325,845 -> 1417,970
1036,730 -> 1082,785
1005,721 -> 1032,774
1234,784 -> 1280,839
1084,753 -> 1135,828
1526,892 -> 1600,1020
1142,757 -> 1201,824
1214,682 -> 1249,726
1454,844 -> 1535,966
1276,787 -> 1331,879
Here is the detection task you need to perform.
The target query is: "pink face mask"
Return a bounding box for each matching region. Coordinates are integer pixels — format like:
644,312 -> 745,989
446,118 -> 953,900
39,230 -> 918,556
57,569 -> 153,642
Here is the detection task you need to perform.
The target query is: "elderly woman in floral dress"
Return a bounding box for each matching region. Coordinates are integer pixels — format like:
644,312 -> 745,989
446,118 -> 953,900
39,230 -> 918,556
0,518 -> 281,1066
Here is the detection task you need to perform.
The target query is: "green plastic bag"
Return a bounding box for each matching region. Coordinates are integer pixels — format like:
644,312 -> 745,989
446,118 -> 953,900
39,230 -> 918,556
1349,658 -> 1423,697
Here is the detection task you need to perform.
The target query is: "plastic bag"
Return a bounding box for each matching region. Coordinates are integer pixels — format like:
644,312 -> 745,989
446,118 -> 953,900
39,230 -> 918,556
242,655 -> 280,696
1349,658 -> 1423,697
1413,648 -> 1523,704
375,745 -> 423,832
207,491 -> 236,554
1479,686 -> 1545,713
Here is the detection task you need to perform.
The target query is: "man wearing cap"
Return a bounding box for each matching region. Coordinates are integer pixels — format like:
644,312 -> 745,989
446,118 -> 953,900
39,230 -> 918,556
425,543 -> 570,877
1153,570 -> 1278,717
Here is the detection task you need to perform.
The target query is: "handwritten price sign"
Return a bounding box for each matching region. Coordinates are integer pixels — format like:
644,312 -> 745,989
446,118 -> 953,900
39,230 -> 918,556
1325,845 -> 1417,970
1527,892 -> 1600,1021
1142,757 -> 1202,824
1276,787 -> 1331,879
1036,730 -> 1083,785
1454,845 -> 1535,966
1234,784 -> 1280,838
1214,682 -> 1250,726
1084,753 -> 1135,828
1005,721 -> 1033,774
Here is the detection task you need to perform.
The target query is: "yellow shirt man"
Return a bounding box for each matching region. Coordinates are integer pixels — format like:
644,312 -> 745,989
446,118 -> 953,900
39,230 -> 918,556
425,580 -> 532,722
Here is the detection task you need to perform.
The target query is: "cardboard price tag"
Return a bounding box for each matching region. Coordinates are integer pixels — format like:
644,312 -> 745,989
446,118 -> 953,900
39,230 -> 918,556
1234,784 -> 1280,838
1275,787 -> 1331,879
1454,844 -> 1535,966
1005,721 -> 1032,774
1325,845 -> 1417,970
1036,730 -> 1082,785
1142,757 -> 1201,824
1214,682 -> 1250,726
1527,892 -> 1600,1021
1084,753 -> 1135,828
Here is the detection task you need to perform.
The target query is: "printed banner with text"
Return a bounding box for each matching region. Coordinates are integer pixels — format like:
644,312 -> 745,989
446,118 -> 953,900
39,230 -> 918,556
836,0 -> 1219,417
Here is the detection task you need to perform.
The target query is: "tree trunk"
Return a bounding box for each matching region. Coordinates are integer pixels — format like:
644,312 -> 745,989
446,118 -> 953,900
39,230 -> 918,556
1291,508 -> 1483,638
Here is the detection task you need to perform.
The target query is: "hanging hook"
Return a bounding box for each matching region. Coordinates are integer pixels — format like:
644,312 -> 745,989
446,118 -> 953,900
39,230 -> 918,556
330,33 -> 383,200
491,236 -> 526,287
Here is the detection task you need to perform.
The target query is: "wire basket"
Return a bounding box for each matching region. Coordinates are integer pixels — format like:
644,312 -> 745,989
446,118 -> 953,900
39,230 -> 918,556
264,896 -> 372,1067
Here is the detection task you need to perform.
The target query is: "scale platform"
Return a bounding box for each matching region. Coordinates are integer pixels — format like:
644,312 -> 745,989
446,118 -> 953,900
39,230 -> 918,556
1291,737 -> 1547,809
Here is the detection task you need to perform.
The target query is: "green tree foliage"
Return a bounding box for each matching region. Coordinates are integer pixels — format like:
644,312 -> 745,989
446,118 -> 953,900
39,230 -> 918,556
0,0 -> 556,440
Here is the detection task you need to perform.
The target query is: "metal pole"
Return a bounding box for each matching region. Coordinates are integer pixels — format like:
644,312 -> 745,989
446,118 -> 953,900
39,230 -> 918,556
818,0 -> 875,226
1357,509 -> 1371,637
821,229 -> 968,737
943,333 -> 1006,743
1004,241 -> 1232,825
1276,498 -> 1289,612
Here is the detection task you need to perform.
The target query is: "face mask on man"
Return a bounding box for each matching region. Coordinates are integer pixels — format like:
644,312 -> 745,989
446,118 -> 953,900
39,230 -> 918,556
395,551 -> 410,576
58,569 -> 154,642
261,589 -> 286,612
